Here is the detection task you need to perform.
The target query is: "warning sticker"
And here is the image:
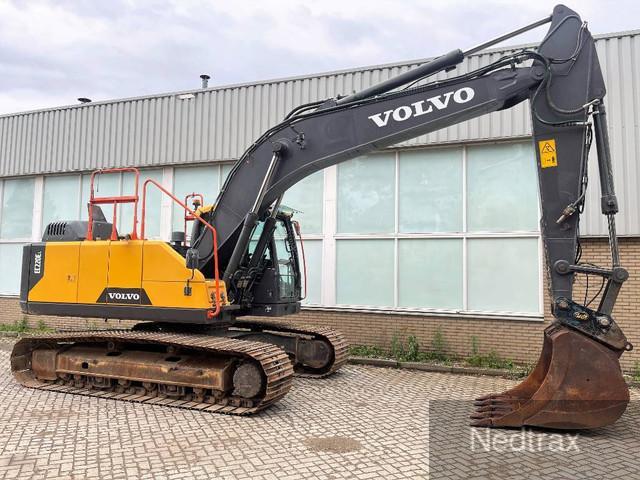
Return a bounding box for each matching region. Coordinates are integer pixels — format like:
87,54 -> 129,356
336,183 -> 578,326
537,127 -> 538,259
539,139 -> 557,168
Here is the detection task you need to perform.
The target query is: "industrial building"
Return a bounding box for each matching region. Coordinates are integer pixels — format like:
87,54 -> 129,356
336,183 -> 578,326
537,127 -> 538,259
1,29 -> 639,369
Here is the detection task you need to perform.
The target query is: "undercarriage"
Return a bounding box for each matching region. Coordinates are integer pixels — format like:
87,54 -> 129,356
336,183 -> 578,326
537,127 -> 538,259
11,321 -> 348,415
132,319 -> 349,377
11,330 -> 294,415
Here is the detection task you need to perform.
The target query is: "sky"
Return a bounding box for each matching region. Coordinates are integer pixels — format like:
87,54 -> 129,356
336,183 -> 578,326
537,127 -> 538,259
1,0 -> 640,115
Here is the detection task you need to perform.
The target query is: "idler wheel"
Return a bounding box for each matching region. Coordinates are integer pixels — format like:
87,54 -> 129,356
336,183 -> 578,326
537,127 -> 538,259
232,361 -> 264,399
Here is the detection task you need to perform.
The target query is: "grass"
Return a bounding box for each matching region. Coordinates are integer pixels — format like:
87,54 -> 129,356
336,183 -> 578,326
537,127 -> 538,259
350,331 -> 523,372
431,327 -> 448,361
466,350 -> 514,369
350,336 -> 455,364
352,334 -> 629,382
512,362 -> 536,380
466,335 -> 514,370
633,361 -> 640,383
0,317 -> 52,334
349,345 -> 386,358
388,332 -> 455,363
0,318 -> 29,333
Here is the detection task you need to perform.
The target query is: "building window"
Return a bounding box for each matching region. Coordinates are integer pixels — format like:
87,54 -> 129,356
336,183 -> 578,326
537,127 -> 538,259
337,153 -> 395,234
282,171 -> 324,304
42,175 -> 82,227
283,171 -> 324,235
121,169 -> 163,238
80,171 -> 120,219
80,170 -> 119,230
398,238 -> 463,309
0,243 -> 25,295
336,239 -> 394,306
467,237 -> 539,312
399,148 -> 463,233
333,142 -> 541,315
298,239 -> 322,305
1,178 -> 35,239
172,165 -> 220,233
0,178 -> 36,294
466,143 -> 538,232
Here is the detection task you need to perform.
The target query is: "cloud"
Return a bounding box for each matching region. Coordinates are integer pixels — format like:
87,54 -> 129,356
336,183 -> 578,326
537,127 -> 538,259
0,0 -> 638,115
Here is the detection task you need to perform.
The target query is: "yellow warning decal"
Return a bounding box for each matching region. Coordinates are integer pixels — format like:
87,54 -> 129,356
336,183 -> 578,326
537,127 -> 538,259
539,139 -> 557,168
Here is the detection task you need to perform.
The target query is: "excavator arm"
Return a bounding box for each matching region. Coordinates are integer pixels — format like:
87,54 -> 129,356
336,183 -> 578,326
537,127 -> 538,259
189,4 -> 632,428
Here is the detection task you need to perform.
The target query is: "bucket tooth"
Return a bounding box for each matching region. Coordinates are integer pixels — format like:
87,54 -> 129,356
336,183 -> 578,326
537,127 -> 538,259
470,324 -> 630,430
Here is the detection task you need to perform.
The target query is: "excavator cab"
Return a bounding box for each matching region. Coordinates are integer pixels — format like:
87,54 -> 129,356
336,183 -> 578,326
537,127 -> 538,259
237,211 -> 303,316
249,217 -> 300,300
186,201 -> 303,316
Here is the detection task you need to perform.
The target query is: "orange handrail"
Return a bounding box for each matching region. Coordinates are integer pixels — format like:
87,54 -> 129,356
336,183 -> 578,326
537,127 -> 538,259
87,167 -> 140,241
141,179 -> 221,318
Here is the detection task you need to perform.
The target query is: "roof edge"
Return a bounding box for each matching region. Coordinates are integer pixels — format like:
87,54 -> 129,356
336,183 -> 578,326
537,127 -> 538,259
2,28 -> 640,119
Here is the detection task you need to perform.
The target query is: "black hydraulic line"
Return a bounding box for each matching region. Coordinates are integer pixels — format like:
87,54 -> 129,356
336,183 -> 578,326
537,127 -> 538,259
248,196 -> 283,271
589,102 -> 625,315
223,212 -> 259,286
592,103 -> 619,217
284,100 -> 326,120
462,15 -> 552,56
335,49 -> 464,105
592,102 -> 621,271
222,147 -> 283,285
335,12 -> 553,107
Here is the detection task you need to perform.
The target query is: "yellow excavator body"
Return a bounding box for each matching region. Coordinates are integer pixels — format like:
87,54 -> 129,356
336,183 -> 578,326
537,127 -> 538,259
24,240 -> 227,320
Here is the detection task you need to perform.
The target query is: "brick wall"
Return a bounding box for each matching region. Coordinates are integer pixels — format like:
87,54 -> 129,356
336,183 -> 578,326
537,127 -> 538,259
285,237 -> 640,371
1,237 -> 638,371
0,300 -> 137,331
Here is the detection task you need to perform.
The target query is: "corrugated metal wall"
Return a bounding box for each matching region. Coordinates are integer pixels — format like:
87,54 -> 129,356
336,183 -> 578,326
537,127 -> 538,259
0,31 -> 639,235
581,33 -> 640,236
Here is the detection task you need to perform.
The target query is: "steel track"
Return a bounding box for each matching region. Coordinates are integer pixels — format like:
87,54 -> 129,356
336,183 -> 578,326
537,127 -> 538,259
10,330 -> 294,415
231,320 -> 349,377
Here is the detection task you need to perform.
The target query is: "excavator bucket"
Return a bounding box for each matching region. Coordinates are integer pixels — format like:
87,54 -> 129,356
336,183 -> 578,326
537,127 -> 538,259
470,324 -> 630,429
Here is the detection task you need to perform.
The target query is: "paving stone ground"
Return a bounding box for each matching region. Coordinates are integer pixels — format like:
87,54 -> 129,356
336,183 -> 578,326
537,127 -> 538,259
0,338 -> 638,480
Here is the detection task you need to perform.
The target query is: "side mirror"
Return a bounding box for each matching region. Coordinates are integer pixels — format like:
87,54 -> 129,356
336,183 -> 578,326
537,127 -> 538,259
185,248 -> 199,270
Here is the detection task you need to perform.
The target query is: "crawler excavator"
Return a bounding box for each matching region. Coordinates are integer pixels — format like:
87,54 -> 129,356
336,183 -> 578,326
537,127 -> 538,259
11,4 -> 634,428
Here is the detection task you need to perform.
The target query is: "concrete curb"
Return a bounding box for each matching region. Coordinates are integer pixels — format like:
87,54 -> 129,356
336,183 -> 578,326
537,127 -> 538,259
0,331 -> 54,338
348,357 -> 399,368
349,356 -> 640,388
349,356 -> 516,378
